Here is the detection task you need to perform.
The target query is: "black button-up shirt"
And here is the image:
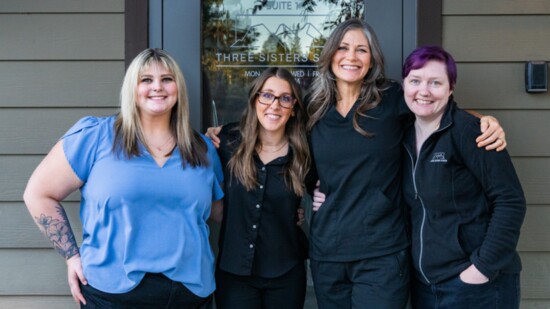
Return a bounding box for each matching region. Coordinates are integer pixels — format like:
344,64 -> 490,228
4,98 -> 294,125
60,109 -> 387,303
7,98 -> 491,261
216,123 -> 308,278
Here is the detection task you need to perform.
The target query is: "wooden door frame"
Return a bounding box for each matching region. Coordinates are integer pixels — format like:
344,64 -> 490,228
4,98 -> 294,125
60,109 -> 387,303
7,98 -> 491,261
125,0 -> 148,69
417,0 -> 442,46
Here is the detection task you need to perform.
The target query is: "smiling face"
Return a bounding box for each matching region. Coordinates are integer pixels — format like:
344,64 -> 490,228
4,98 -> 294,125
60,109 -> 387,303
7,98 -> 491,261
403,60 -> 453,124
136,61 -> 178,119
255,76 -> 295,137
331,28 -> 372,87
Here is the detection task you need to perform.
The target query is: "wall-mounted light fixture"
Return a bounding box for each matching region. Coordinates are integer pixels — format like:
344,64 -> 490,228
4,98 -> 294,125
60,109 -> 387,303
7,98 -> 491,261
525,61 -> 547,93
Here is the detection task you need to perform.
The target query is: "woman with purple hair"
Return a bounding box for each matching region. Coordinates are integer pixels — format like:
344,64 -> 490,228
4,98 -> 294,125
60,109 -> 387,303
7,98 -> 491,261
306,19 -> 508,308
401,45 -> 526,308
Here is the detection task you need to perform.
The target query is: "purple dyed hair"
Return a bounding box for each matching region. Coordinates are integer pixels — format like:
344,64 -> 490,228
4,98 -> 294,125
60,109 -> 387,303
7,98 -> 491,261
402,45 -> 457,90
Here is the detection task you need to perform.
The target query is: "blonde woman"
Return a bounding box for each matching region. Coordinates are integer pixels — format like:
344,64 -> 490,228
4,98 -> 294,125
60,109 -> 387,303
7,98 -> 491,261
24,48 -> 223,308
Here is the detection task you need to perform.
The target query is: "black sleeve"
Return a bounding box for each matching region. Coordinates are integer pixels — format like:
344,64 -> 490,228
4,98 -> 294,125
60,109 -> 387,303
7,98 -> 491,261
458,115 -> 526,280
217,122 -> 240,168
304,134 -> 318,197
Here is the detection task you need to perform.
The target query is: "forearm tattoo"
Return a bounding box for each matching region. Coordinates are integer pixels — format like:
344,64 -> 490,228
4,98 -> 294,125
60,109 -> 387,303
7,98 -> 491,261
35,204 -> 79,260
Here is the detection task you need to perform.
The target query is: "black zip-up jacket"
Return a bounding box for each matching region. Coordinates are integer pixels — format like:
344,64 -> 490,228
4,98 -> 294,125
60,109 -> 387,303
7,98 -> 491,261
402,99 -> 526,285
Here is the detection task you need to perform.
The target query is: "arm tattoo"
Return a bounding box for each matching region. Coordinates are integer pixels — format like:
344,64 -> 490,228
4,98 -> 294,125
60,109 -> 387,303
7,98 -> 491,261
35,204 -> 79,260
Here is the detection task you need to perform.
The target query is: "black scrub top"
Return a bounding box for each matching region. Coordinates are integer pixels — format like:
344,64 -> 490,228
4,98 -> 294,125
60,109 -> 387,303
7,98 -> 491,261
308,81 -> 411,262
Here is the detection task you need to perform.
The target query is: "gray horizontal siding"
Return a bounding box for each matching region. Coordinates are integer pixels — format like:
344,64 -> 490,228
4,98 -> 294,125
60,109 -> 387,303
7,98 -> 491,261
1,155 -> 78,202
513,158 -> 550,205
0,0 -> 127,306
521,300 -> 550,309
0,296 -> 76,309
454,63 -> 550,110
0,0 -> 124,13
1,249 -> 72,295
443,0 -> 550,15
0,62 -> 124,107
443,16 -> 550,62
522,252 -> 550,299
0,14 -> 124,60
472,110 -> 550,157
0,108 -> 118,155
519,206 -> 550,252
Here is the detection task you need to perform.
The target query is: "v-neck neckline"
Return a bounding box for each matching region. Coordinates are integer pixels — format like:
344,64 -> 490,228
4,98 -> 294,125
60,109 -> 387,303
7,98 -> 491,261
141,143 -> 176,168
333,99 -> 358,119
151,152 -> 173,168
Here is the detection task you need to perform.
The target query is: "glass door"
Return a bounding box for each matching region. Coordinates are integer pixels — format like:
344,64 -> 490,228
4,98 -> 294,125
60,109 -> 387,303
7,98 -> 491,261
201,0 -> 365,126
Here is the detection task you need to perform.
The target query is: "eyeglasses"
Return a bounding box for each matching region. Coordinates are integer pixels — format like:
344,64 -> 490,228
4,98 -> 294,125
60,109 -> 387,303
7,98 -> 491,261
257,92 -> 295,109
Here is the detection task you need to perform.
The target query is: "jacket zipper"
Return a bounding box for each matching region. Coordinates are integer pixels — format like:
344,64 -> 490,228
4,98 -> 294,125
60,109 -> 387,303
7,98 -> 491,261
405,147 -> 431,284
406,122 -> 452,284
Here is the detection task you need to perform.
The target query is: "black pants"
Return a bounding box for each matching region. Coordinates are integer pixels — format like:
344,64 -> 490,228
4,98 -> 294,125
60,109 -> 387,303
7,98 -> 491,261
214,262 -> 306,309
310,249 -> 410,309
411,273 -> 520,309
80,273 -> 212,309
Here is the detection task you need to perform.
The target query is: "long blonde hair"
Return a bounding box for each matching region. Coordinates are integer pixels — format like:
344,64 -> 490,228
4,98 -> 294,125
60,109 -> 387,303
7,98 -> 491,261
228,67 -> 310,196
307,19 -> 389,137
113,48 -> 207,167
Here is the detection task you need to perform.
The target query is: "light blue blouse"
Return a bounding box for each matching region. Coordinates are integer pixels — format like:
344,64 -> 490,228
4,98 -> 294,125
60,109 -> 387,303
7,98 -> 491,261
62,116 -> 224,297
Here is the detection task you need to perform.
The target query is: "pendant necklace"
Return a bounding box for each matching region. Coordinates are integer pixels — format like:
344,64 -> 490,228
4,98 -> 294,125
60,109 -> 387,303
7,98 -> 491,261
259,141 -> 288,153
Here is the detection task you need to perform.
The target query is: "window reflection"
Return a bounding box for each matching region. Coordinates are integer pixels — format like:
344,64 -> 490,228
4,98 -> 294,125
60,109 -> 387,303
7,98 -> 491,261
202,0 -> 364,125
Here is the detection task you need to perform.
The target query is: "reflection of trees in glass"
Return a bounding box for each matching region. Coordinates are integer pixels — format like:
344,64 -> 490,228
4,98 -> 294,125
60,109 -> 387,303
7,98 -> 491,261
202,0 -> 260,82
261,33 -> 289,66
202,0 -> 262,123
308,36 -> 326,62
289,29 -> 303,55
255,0 -> 364,31
320,0 -> 364,30
201,0 -> 364,123
203,0 -> 364,72
279,23 -> 306,56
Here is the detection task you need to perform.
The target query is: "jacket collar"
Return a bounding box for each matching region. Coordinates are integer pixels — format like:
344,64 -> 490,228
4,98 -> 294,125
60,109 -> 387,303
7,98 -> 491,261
403,96 -> 457,153
437,96 -> 457,133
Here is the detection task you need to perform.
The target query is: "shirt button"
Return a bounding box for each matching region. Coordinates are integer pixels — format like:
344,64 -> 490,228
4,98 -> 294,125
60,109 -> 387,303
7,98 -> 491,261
261,167 -> 266,171
259,185 -> 264,189
249,244 -> 254,249
252,224 -> 257,229
256,204 -> 260,209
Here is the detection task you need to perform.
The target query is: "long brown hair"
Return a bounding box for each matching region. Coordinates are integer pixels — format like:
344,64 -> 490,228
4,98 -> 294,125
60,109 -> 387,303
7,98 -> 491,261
307,19 -> 389,137
228,67 -> 310,196
113,48 -> 208,167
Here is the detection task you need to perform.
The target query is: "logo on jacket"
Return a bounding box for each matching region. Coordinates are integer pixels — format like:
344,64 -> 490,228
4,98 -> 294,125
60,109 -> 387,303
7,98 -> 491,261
430,152 -> 447,163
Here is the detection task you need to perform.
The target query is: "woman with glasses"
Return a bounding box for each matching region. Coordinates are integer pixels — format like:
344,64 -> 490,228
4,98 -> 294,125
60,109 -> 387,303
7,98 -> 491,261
208,67 -> 310,309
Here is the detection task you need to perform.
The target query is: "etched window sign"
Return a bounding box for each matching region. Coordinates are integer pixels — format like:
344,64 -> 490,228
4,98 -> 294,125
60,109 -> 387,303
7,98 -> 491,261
202,0 -> 364,124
